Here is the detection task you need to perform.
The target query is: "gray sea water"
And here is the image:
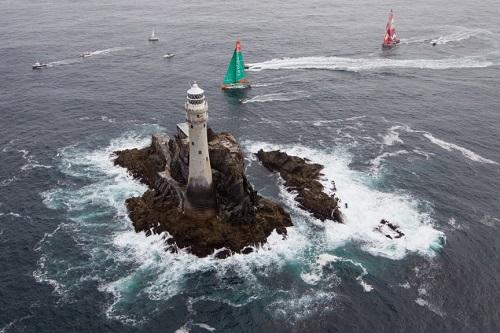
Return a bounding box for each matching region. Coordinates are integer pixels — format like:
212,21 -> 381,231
1,0 -> 499,332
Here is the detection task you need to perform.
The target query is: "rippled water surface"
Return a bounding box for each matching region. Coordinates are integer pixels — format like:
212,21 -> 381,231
1,0 -> 499,332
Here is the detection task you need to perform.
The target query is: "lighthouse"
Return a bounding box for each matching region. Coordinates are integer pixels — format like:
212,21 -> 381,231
183,82 -> 216,219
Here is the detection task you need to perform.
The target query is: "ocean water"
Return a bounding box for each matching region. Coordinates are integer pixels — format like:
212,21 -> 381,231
1,0 -> 499,332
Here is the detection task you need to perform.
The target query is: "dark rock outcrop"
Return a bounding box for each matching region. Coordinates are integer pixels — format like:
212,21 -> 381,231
256,150 -> 343,223
114,130 -> 292,258
375,219 -> 405,239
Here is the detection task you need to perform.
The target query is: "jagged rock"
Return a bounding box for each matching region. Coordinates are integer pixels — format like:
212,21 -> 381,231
114,129 -> 292,258
256,149 -> 343,223
376,219 -> 405,239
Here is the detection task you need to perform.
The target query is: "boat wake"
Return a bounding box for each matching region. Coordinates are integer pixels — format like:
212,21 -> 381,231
241,91 -> 310,104
47,47 -> 131,67
401,26 -> 493,45
247,55 -> 493,72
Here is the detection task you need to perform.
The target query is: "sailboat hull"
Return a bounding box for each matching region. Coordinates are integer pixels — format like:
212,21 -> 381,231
221,83 -> 251,90
382,41 -> 400,49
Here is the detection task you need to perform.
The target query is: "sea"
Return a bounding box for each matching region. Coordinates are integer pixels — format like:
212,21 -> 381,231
1,0 -> 499,332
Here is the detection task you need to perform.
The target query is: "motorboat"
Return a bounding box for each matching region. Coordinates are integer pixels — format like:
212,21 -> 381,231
32,61 -> 48,69
163,53 -> 175,59
148,27 -> 159,42
80,52 -> 92,58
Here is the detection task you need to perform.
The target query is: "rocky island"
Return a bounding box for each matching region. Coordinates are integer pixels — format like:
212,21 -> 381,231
114,83 -> 292,258
256,150 -> 343,223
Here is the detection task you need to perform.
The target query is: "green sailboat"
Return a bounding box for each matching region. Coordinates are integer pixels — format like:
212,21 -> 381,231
221,40 -> 250,90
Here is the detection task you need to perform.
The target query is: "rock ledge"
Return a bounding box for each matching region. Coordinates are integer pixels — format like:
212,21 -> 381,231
114,129 -> 292,258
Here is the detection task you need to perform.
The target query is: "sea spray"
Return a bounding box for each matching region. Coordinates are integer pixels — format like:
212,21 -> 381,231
37,130 -> 445,325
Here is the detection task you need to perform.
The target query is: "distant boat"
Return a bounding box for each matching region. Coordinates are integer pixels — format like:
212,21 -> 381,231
148,27 -> 159,42
382,9 -> 400,49
32,61 -> 47,69
221,40 -> 250,90
80,52 -> 92,58
163,53 -> 175,59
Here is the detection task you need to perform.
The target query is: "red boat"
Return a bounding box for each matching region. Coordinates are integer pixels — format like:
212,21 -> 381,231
382,9 -> 400,49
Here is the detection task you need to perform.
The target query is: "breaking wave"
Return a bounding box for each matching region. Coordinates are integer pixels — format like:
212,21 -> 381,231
247,56 -> 493,72
244,141 -> 445,260
36,129 -> 445,326
241,91 -> 310,104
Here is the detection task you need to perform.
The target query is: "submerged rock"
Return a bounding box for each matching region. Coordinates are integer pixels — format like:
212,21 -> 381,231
256,149 -> 343,223
114,130 -> 292,258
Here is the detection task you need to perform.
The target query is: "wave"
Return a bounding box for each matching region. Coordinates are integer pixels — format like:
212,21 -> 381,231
301,253 -> 373,292
244,141 -> 445,260
241,91 -> 310,104
379,122 -> 498,165
370,150 -> 409,173
423,133 -> 498,164
247,55 -> 493,72
36,129 -> 445,325
38,129 -> 312,324
380,125 -> 404,146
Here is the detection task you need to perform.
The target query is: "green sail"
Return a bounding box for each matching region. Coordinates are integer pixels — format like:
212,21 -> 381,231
223,49 -> 247,85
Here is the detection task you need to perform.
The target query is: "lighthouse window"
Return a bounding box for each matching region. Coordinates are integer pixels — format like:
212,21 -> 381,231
190,125 -> 193,129
198,150 -> 202,154
203,124 -> 206,128
191,141 -> 195,146
197,114 -> 200,118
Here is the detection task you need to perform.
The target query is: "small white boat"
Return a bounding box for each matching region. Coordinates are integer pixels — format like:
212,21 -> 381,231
148,27 -> 159,42
32,61 -> 48,69
163,53 -> 175,59
80,52 -> 92,58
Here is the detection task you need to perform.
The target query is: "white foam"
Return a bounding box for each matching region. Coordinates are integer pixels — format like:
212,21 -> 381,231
175,325 -> 190,333
1,139 -> 19,153
248,55 -> 493,72
399,281 -> 411,289
193,323 -> 216,331
301,253 -> 372,292
268,290 -> 336,322
370,150 -> 409,173
251,82 -> 284,88
40,130 -> 312,323
423,133 -> 498,164
415,297 -> 444,316
101,115 -> 116,123
241,91 -> 310,104
381,126 -> 404,146
37,131 -> 444,324
89,47 -> 130,56
244,141 -> 445,260
0,176 -> 18,187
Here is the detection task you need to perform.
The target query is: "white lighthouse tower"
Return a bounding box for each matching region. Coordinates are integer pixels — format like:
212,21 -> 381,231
183,82 -> 216,219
